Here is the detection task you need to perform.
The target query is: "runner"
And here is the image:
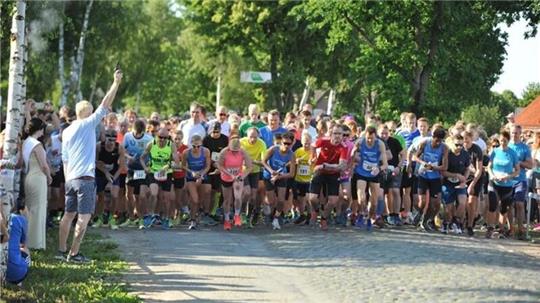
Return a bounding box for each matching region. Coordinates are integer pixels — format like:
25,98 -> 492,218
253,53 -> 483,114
217,137 -> 253,230
179,102 -> 207,146
259,110 -> 287,148
95,129 -> 126,230
508,125 -> 533,239
398,113 -> 421,224
337,125 -> 354,226
462,130 -> 484,236
182,135 -> 212,230
207,105 -> 231,137
140,127 -> 177,229
203,122 -> 228,225
171,128 -> 188,226
239,104 -> 266,137
292,131 -> 314,225
441,134 -> 470,234
486,130 -> 520,239
239,127 -> 267,226
351,126 -> 388,231
123,119 -> 153,229
262,132 -> 296,230
307,125 -> 348,231
379,124 -> 405,226
413,128 -> 448,231
531,132 -> 540,231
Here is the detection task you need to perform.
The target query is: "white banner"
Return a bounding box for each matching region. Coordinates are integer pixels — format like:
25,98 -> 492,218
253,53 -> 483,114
240,71 -> 272,83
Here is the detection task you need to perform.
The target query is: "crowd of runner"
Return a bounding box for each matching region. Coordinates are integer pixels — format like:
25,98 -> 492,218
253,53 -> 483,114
18,98 -> 536,242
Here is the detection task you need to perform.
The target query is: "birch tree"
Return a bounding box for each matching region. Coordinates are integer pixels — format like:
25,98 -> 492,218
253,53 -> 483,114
1,0 -> 26,217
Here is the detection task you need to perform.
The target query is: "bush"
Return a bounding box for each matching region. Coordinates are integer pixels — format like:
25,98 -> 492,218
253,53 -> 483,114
461,104 -> 503,136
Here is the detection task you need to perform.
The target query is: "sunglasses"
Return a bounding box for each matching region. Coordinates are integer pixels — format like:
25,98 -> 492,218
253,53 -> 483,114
212,130 -> 221,133
343,133 -> 350,137
492,144 -> 500,148
282,141 -> 292,146
105,135 -> 116,138
219,113 -> 227,117
159,136 -> 168,139
333,132 -> 343,135
455,143 -> 463,147
192,144 -> 201,148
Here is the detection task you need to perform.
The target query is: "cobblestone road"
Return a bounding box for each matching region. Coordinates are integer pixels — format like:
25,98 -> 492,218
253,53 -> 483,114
104,225 -> 540,302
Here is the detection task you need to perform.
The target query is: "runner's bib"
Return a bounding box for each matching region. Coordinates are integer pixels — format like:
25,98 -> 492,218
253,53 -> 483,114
362,161 -> 378,172
133,170 -> 146,180
227,167 -> 240,176
211,152 -> 220,162
105,164 -> 114,172
154,171 -> 167,181
298,165 -> 310,176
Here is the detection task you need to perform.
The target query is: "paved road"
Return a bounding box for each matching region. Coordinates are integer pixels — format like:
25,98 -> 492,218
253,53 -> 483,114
102,225 -> 540,303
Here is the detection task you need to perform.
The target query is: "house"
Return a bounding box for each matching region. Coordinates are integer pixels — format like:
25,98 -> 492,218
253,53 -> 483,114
515,95 -> 540,132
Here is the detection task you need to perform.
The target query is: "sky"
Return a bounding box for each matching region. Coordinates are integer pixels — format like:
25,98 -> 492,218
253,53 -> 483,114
491,20 -> 540,98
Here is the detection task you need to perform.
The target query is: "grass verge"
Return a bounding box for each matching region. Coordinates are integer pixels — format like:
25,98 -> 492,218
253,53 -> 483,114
1,228 -> 140,303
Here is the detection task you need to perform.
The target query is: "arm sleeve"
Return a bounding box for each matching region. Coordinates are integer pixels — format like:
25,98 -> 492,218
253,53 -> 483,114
85,105 -> 108,128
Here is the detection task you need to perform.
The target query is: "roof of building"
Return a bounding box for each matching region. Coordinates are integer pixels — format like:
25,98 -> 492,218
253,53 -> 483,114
515,95 -> 540,127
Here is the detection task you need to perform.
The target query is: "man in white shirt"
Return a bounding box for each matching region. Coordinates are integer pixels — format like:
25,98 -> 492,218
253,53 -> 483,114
57,70 -> 122,263
179,102 -> 207,146
207,105 -> 231,137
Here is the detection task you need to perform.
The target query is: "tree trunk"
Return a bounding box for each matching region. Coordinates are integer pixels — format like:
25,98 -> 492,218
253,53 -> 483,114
59,10 -> 67,106
73,0 -> 94,102
410,1 -> 444,116
1,0 -> 26,217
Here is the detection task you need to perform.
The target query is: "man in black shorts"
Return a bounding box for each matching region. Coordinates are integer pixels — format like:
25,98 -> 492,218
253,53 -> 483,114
462,130 -> 484,236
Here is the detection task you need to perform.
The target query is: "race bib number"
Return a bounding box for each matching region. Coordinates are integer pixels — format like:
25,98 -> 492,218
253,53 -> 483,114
227,167 -> 240,176
211,152 -> 220,162
105,164 -> 114,172
448,177 -> 459,183
362,161 -> 378,172
133,170 -> 146,180
154,171 -> 167,181
298,165 -> 310,176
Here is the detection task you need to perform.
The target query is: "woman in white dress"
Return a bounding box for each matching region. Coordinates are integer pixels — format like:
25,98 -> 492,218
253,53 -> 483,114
22,118 -> 52,250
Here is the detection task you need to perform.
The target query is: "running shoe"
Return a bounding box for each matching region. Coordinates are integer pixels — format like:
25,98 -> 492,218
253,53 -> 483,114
440,223 -> 448,234
92,217 -> 103,228
355,215 -> 365,229
161,218 -> 171,230
426,220 -> 435,232
451,223 -> 460,235
467,227 -> 474,237
241,214 -> 249,225
234,214 -> 242,227
138,218 -> 145,230
418,220 -> 427,232
349,213 -> 357,227
309,212 -> 318,227
485,226 -> 494,239
412,213 -> 422,226
55,250 -> 68,261
119,218 -> 132,228
143,215 -> 153,229
250,213 -> 260,226
387,215 -> 396,226
320,218 -> 328,231
394,216 -> 403,226
67,253 -> 91,264
110,217 -> 119,230
294,214 -> 307,225
272,218 -> 281,230
188,220 -> 197,230
374,216 -> 385,228
224,220 -> 232,231
366,217 -> 373,232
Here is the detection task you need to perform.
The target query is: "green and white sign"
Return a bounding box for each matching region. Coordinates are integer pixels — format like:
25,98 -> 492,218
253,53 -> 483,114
240,71 -> 272,83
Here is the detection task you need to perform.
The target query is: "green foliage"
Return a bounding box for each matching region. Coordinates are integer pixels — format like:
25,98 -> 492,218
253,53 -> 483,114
461,104 -> 503,136
1,230 -> 140,302
520,82 -> 540,107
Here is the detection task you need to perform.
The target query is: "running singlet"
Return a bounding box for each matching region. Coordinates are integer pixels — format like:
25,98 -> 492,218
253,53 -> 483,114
149,140 -> 173,173
398,129 -> 420,149
294,147 -> 313,183
186,149 -> 206,179
508,142 -> 531,182
96,142 -> 120,177
314,138 -> 348,175
490,147 -> 518,187
240,137 -> 267,173
445,150 -> 470,184
418,139 -> 444,180
340,140 -> 355,180
263,147 -> 293,180
354,138 -> 382,178
173,144 -> 188,179
220,149 -> 244,182
124,132 -> 153,170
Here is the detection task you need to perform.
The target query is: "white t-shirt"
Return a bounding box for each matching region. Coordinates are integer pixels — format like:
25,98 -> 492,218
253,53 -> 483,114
62,106 -> 108,181
179,119 -> 207,146
306,125 -> 318,141
207,119 -> 231,137
47,134 -> 63,172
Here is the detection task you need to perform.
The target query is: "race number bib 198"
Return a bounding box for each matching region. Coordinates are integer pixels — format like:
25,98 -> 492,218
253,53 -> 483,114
211,152 -> 220,162
362,161 -> 378,172
133,170 -> 146,180
227,168 -> 240,176
298,165 -> 310,176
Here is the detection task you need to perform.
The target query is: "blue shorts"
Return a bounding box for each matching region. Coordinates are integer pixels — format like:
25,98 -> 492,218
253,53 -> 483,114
513,180 -> 528,203
442,183 -> 467,205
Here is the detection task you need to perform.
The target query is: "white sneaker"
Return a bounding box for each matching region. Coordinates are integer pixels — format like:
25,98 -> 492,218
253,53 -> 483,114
272,218 -> 281,230
451,223 -> 459,234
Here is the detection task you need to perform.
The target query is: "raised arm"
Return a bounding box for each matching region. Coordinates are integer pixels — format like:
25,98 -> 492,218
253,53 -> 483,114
100,69 -> 123,110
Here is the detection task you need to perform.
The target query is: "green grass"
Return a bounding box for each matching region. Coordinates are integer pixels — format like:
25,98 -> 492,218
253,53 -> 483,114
1,228 -> 140,303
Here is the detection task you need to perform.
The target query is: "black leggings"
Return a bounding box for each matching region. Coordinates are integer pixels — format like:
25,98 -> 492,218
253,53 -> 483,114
488,182 -> 513,215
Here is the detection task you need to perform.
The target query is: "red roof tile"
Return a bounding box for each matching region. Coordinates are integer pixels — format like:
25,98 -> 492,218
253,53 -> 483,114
515,95 -> 540,127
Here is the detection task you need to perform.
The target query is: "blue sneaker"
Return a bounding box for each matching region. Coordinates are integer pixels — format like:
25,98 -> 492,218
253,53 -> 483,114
143,215 -> 153,229
366,218 -> 373,231
355,215 -> 365,229
161,218 -> 170,229
394,216 -> 403,226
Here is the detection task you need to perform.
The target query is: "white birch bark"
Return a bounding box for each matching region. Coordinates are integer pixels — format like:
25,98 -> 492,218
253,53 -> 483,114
73,0 -> 94,102
59,14 -> 67,106
1,0 -> 26,217
326,89 -> 335,115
